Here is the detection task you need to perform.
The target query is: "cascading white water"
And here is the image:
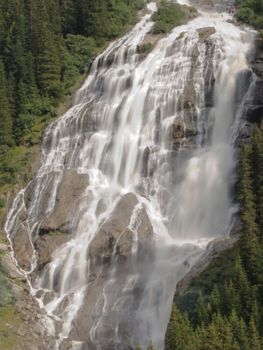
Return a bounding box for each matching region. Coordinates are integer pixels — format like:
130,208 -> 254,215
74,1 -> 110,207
5,1 -> 255,349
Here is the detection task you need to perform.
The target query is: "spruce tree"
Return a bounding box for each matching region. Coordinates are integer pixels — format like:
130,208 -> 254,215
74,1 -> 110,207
249,317 -> 262,350
165,303 -> 195,350
229,311 -> 250,350
0,60 -> 14,146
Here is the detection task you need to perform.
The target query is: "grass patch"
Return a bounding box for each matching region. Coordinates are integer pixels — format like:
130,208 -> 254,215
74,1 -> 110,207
0,305 -> 22,350
0,146 -> 36,191
0,254 -> 16,308
0,274 -> 15,308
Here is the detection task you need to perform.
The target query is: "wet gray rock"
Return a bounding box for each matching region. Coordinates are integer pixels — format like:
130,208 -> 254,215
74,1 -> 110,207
28,169 -> 89,269
12,223 -> 34,271
197,27 -> 216,41
68,193 -> 154,348
167,115 -> 197,150
251,37 -> 263,79
89,193 -> 153,271
34,232 -> 69,269
177,83 -> 197,111
39,169 -> 89,235
239,35 -> 263,137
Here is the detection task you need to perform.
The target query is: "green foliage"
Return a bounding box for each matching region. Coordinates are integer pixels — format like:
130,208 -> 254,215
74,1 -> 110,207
0,198 -> 5,209
165,127 -> 263,349
151,1 -> 197,34
137,42 -> 153,54
68,0 -> 144,42
0,0 -> 145,193
0,254 -> 15,309
165,304 -> 196,350
65,34 -> 98,74
152,0 -> 186,34
0,0 -> 144,148
0,145 -> 35,190
0,273 -> 15,308
0,61 -> 14,147
236,0 -> 263,30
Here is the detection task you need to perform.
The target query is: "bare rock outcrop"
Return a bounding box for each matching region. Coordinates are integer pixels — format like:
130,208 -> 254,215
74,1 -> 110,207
12,225 -> 34,271
34,169 -> 89,269
197,27 -> 216,41
68,193 -> 154,349
239,35 -> 263,139
39,169 -> 89,235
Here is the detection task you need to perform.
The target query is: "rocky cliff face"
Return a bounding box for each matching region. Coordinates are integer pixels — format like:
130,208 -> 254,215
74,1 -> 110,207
238,35 -> 263,140
247,37 -> 263,126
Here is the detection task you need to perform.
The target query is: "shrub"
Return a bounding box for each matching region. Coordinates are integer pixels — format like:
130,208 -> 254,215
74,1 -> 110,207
151,0 -> 196,34
0,198 -> 5,209
236,0 -> 263,30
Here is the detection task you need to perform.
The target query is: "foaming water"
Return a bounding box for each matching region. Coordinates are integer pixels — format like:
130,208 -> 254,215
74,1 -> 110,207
5,2 -> 255,349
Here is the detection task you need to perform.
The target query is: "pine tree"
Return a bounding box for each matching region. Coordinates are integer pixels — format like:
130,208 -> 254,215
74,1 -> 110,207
165,303 -> 195,350
234,254 -> 251,321
249,317 -> 262,350
229,311 -> 250,350
251,114 -> 263,235
196,295 -> 211,326
0,60 -> 14,146
29,0 -> 62,97
238,144 -> 263,285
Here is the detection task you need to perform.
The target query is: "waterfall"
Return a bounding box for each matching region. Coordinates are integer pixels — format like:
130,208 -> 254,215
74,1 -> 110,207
5,1 -> 255,349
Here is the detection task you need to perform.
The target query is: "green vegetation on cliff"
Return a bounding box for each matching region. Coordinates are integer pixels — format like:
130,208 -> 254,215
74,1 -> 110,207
236,0 -> 263,31
165,127 -> 263,349
152,0 -> 197,34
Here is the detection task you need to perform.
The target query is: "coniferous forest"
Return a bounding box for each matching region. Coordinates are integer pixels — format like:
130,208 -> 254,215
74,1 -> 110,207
0,0 -> 144,193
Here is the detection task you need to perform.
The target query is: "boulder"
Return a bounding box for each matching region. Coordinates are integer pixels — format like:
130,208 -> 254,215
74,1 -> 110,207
39,169 -> 89,235
197,27 -> 216,42
33,169 -> 89,269
10,205 -> 34,272
89,193 -> 153,271
34,231 -> 69,269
